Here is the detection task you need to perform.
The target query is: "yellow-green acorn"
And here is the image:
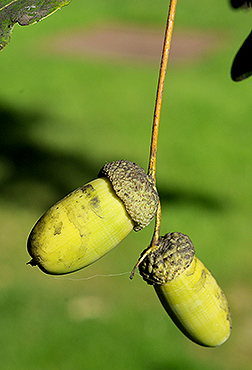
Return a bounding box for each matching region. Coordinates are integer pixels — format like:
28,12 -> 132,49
138,232 -> 232,347
27,160 -> 159,275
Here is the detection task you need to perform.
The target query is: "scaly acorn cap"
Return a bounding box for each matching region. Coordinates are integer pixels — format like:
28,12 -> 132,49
138,232 -> 195,285
98,160 -> 159,231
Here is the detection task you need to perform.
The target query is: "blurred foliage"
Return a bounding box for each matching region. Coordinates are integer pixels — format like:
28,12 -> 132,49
0,102 -> 99,209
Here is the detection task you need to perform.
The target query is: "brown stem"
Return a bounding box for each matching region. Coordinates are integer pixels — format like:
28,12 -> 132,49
130,201 -> 162,279
148,0 -> 177,183
150,200 -> 162,246
130,1 -> 178,279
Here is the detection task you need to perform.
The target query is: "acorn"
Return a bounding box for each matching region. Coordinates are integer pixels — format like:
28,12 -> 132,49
27,160 -> 159,275
138,232 -> 232,347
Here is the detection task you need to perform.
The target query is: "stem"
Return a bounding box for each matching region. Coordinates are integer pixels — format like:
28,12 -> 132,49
130,201 -> 162,279
148,0 -> 177,183
130,0 -> 177,279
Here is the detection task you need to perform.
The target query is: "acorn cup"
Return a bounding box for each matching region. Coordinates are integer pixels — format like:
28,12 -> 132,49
138,232 -> 232,347
27,160 -> 159,275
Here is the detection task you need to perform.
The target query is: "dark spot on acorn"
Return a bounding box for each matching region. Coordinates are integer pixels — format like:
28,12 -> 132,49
54,221 -> 63,235
139,232 -> 195,285
98,160 -> 159,231
80,184 -> 95,197
90,196 -> 99,208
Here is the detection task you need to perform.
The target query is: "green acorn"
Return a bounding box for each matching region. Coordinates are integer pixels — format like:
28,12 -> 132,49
139,232 -> 232,347
27,160 -> 159,275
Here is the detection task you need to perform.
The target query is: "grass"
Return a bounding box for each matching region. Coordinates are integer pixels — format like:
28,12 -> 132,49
0,0 -> 252,369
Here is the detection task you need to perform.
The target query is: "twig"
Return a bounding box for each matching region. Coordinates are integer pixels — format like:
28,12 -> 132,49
148,0 -> 177,183
131,0 -> 178,279
130,201 -> 162,279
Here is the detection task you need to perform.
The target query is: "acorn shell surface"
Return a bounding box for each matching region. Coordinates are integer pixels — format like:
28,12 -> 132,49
155,256 -> 232,347
98,160 -> 159,231
27,177 -> 134,274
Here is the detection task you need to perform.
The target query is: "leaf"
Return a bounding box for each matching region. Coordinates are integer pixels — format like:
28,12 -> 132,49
0,0 -> 71,51
231,30 -> 252,81
230,0 -> 252,9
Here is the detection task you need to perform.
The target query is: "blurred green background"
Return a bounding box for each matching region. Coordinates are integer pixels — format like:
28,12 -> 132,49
0,0 -> 252,369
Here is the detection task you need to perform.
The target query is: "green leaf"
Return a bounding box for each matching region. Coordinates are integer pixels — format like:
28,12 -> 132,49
0,0 -> 71,50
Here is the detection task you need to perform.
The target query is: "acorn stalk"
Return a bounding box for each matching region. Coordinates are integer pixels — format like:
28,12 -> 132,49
27,160 -> 159,275
138,232 -> 232,347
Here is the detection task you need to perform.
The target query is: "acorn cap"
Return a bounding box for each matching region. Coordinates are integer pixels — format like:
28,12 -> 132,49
139,232 -> 195,285
98,160 -> 159,231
